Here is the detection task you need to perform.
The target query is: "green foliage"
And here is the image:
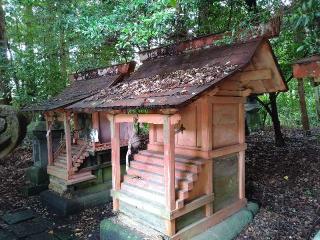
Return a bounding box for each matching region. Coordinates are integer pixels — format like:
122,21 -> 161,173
0,0 -> 319,129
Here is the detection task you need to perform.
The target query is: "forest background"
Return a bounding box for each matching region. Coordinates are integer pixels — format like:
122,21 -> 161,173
0,0 -> 319,143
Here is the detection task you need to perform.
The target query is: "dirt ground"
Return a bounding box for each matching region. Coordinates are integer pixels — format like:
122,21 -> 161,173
0,128 -> 319,239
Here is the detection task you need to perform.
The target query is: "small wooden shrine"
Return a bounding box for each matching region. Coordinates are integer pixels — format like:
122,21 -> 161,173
293,55 -> 320,133
67,36 -> 287,239
29,62 -> 135,193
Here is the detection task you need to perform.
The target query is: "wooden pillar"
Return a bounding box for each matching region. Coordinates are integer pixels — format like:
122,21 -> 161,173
110,114 -> 121,211
64,111 -> 73,178
297,79 -> 311,134
201,97 -> 213,216
149,123 -> 156,144
45,113 -> 53,166
163,115 -> 176,236
92,112 -> 100,130
238,101 -> 246,200
312,80 -> 320,121
73,112 -> 79,144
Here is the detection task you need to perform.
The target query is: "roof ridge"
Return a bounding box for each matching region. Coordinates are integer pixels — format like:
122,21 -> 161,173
70,61 -> 135,81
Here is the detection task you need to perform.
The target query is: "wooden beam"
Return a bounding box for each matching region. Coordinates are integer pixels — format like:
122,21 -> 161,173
239,69 -> 272,84
110,115 -> 121,211
297,79 -> 311,134
147,143 -> 247,159
208,96 -> 246,104
171,199 -> 247,240
115,113 -> 181,124
216,89 -> 252,97
171,193 -> 214,219
64,112 -> 73,179
210,143 -> 247,159
163,115 -> 176,236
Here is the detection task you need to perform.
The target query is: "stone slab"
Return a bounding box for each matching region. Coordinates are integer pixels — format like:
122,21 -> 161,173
21,183 -> 48,196
9,217 -> 50,238
25,231 -> 56,240
2,209 -> 35,225
0,229 -> 17,240
41,188 -> 110,216
100,219 -> 142,240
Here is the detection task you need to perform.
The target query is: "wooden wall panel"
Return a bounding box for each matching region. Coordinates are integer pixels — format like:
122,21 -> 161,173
212,103 -> 239,149
176,105 -> 198,148
155,124 -> 163,143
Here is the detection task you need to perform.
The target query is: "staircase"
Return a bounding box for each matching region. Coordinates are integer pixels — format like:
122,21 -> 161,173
114,150 -> 206,233
47,144 -> 96,185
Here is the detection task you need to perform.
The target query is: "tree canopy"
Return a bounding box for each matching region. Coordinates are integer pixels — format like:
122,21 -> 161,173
0,0 -> 319,129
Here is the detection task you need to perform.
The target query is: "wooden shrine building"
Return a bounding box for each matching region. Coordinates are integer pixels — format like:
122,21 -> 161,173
28,62 -> 135,192
293,55 -> 320,133
67,36 -> 287,239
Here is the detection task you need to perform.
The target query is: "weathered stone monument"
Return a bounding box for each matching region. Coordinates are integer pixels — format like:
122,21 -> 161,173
0,104 -> 27,159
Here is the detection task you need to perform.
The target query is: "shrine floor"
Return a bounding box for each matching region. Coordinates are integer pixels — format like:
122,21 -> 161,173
0,128 -> 319,240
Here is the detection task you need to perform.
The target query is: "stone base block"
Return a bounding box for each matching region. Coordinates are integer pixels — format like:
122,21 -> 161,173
100,202 -> 259,240
40,182 -> 112,216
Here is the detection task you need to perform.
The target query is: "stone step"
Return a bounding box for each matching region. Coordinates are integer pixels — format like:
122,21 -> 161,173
134,154 -> 200,173
114,190 -> 167,219
130,161 -> 198,182
121,182 -> 165,205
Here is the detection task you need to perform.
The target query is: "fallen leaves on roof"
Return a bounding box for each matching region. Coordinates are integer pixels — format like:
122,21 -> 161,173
85,62 -> 238,104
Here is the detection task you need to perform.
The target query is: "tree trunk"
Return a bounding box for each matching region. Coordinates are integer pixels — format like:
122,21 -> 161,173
269,93 -> 285,146
198,0 -> 213,34
0,0 -> 11,104
297,79 -> 311,135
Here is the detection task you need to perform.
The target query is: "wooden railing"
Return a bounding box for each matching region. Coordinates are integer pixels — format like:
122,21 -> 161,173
72,144 -> 87,163
53,138 -> 65,160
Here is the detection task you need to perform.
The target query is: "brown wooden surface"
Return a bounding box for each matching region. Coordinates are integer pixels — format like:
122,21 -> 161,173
163,115 -> 176,236
171,199 -> 247,240
63,112 -> 72,178
111,115 -> 121,211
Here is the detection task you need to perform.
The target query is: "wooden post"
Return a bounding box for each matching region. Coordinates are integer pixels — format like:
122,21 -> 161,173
64,111 -> 73,179
297,79 -> 311,135
201,97 -> 213,216
110,114 -> 121,211
45,113 -> 53,166
73,112 -> 79,144
149,123 -> 156,144
312,80 -> 320,121
92,112 -> 100,130
238,101 -> 246,200
163,115 -> 176,236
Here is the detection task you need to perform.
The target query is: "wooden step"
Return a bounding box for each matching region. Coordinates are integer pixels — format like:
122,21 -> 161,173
134,154 -> 200,173
124,175 -> 164,194
54,161 -> 66,168
130,161 -> 198,182
67,172 -> 96,185
123,175 -> 190,200
127,167 -> 194,190
139,150 -> 206,165
47,165 -> 68,180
